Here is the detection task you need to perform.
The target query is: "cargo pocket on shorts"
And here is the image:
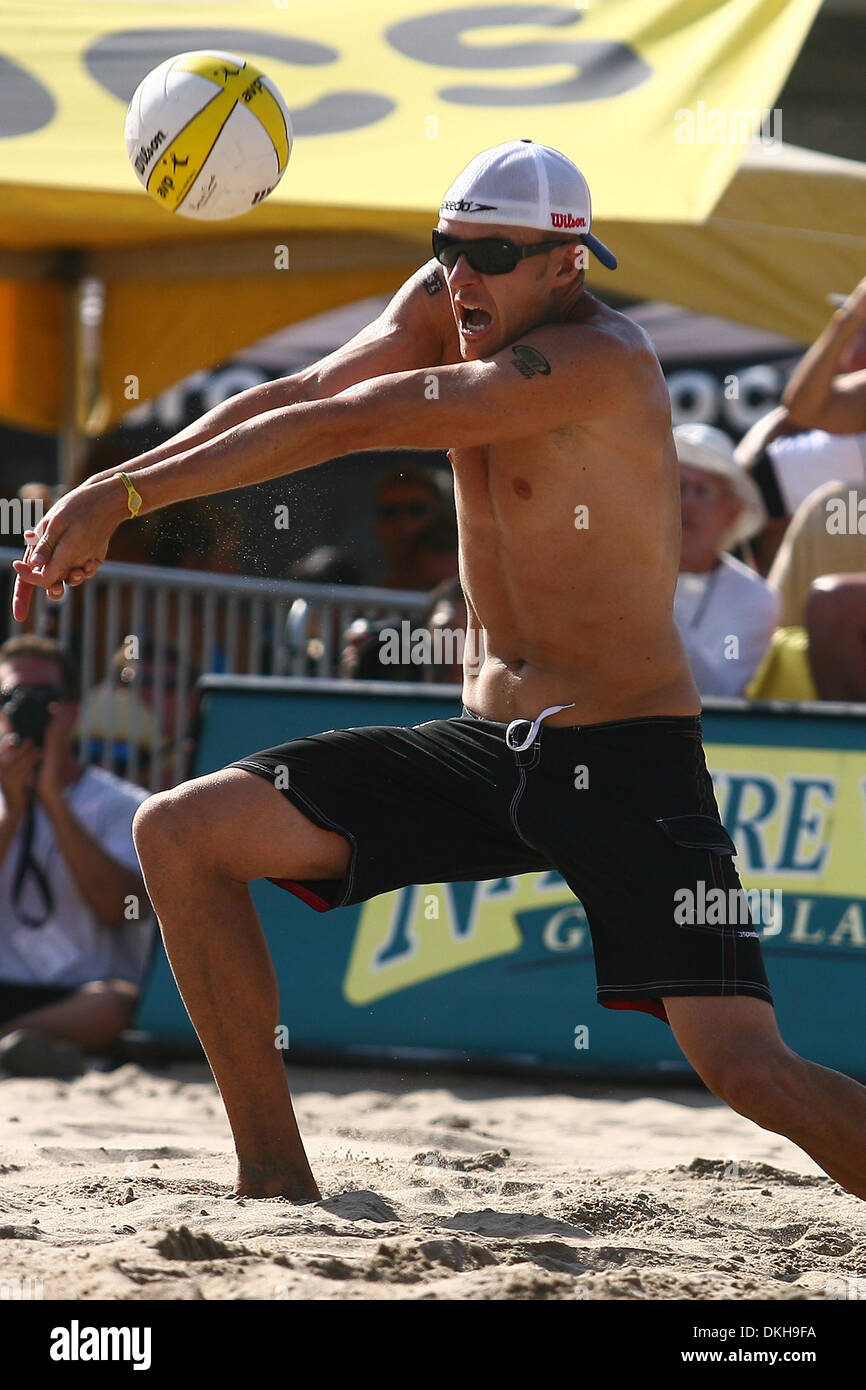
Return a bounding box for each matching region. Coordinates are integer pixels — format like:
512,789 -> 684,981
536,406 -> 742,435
655,814 -> 736,856
655,813 -> 745,935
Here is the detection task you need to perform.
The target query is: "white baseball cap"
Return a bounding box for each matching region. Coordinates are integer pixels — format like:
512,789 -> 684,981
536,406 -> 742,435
439,138 -> 617,270
674,423 -> 768,547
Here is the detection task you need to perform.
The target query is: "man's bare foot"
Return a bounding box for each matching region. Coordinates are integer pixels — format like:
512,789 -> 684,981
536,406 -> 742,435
234,1160 -> 321,1202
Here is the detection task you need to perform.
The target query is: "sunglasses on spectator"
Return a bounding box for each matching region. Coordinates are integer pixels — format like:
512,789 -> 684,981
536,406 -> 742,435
376,501 -> 435,520
432,229 -> 571,276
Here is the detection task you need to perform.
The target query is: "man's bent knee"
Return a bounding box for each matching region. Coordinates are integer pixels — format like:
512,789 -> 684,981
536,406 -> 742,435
133,778 -> 225,857
132,787 -> 190,859
134,768 -> 351,886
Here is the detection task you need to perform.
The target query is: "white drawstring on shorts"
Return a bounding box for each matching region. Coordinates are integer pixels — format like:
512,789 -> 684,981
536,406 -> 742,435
505,702 -> 576,751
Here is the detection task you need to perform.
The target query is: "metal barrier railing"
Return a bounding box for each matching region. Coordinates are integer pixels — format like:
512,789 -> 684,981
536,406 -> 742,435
0,547 -> 429,791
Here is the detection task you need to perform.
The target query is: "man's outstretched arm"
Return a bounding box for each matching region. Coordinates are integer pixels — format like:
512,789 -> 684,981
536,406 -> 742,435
80,261 -> 448,488
12,263 -> 448,619
15,321 -> 624,602
131,328 -> 617,495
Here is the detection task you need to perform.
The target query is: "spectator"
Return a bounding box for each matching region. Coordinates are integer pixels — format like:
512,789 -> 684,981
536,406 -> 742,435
783,278 -> 866,435
673,424 -> 779,697
343,611 -> 413,682
147,502 -> 258,673
0,635 -> 154,1077
18,482 -> 55,516
342,572 -> 466,684
340,617 -> 376,680
420,576 -> 468,685
741,479 -> 866,703
736,282 -> 866,573
80,638 -> 200,790
337,494 -> 458,681
407,515 -> 460,591
372,464 -> 450,589
290,461 -> 450,591
744,553 -> 866,705
805,573 -> 866,702
767,481 -> 866,628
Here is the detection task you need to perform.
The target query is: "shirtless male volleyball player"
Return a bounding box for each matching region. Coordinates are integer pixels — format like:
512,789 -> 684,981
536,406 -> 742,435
13,141 -> 866,1202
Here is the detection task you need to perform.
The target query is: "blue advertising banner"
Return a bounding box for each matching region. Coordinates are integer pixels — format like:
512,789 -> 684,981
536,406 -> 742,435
135,678 -> 866,1079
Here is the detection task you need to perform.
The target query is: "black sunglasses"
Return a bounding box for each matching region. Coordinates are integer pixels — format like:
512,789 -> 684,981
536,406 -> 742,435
432,229 -> 573,276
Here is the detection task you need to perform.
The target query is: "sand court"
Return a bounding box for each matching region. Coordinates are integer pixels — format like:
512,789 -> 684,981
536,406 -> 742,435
1,1060 -> 862,1302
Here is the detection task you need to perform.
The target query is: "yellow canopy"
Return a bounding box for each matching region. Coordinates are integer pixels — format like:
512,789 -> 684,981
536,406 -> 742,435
3,0 -> 855,442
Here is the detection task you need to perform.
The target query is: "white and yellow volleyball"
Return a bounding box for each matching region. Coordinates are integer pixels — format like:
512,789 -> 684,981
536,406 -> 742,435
124,50 -> 292,220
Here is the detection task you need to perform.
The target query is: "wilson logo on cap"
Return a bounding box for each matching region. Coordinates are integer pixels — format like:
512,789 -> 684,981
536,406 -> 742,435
550,212 -> 586,228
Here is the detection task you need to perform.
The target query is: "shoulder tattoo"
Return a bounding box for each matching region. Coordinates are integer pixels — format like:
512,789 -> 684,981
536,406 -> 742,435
421,268 -> 444,296
511,344 -> 552,379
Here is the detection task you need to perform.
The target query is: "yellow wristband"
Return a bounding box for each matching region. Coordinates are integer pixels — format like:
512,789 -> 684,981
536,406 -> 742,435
114,471 -> 142,518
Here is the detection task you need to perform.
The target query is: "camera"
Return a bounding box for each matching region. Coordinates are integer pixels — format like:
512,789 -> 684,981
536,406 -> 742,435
0,685 -> 63,748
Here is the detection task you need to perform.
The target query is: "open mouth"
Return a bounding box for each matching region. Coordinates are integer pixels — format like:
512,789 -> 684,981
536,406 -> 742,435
456,301 -> 493,338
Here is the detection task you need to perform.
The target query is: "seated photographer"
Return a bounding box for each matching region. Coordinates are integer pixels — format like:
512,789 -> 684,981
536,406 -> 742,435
0,636 -> 155,1078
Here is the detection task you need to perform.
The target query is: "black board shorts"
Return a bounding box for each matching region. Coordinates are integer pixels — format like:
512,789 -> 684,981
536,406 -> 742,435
229,707 -> 773,1026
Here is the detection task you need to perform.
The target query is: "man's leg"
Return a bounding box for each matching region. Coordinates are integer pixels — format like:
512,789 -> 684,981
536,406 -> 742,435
664,994 -> 866,1199
0,979 -> 138,1050
132,767 -> 352,1202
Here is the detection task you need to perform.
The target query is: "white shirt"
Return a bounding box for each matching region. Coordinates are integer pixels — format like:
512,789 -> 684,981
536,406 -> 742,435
767,430 -> 866,515
674,553 -> 780,698
0,765 -> 154,988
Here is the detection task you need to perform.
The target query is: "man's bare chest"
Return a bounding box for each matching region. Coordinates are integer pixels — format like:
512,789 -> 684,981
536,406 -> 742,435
447,433 -> 594,532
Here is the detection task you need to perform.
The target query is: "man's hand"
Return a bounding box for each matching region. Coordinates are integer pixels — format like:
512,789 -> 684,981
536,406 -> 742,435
0,730 -> 40,821
11,479 -> 125,622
